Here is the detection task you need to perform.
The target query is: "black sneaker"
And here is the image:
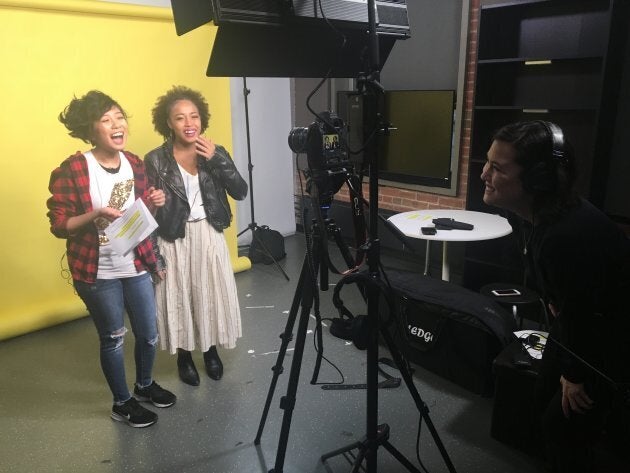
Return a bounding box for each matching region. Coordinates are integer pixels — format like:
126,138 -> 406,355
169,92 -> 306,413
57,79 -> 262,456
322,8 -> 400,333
134,381 -> 176,408
111,397 -> 157,428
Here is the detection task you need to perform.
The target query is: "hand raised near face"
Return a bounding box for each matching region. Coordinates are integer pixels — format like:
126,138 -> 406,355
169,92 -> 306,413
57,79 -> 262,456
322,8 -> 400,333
147,186 -> 166,208
195,135 -> 216,161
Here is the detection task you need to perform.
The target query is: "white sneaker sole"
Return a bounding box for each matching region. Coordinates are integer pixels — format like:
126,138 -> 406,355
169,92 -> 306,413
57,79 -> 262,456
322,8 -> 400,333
111,411 -> 157,428
133,394 -> 176,408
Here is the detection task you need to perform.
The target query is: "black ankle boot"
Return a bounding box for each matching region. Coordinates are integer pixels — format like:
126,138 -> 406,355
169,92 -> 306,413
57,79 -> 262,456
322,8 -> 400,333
177,349 -> 200,386
203,346 -> 223,380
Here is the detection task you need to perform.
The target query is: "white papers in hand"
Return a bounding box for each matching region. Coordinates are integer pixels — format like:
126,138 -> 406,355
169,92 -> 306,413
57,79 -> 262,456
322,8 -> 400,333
104,199 -> 158,256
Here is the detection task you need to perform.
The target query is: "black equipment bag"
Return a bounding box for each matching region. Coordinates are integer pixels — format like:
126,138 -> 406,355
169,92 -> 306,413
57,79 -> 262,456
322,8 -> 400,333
248,225 -> 286,265
384,269 -> 516,396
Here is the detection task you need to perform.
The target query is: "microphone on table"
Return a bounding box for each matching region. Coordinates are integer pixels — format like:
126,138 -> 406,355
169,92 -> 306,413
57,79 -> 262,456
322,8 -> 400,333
432,218 -> 474,231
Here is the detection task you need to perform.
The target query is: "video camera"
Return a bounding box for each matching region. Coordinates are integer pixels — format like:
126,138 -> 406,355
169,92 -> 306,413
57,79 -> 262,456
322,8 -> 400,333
288,112 -> 353,207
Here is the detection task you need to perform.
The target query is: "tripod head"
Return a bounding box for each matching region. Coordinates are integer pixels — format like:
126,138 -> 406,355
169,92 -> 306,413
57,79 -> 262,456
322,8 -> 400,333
288,109 -> 368,288
289,111 -> 354,208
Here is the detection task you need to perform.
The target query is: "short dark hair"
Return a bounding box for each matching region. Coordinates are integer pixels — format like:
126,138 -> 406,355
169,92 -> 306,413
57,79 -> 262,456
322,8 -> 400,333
151,86 -> 210,139
493,120 -> 578,219
58,90 -> 127,144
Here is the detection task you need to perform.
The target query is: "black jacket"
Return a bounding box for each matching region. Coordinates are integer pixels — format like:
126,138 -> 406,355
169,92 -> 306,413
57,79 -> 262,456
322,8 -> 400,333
144,141 -> 248,241
511,199 -> 630,384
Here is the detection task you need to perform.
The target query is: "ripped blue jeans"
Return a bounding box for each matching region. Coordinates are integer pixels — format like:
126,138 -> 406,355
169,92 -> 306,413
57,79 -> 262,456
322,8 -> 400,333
75,273 -> 158,404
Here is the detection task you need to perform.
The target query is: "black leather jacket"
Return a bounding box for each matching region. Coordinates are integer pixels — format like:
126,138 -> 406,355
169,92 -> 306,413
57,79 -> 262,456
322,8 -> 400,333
144,141 -> 248,241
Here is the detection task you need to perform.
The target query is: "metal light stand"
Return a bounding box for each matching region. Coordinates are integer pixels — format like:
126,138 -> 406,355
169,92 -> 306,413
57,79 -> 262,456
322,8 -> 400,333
319,2 -> 458,472
255,2 -> 457,472
363,4 -> 399,470
237,77 -> 290,281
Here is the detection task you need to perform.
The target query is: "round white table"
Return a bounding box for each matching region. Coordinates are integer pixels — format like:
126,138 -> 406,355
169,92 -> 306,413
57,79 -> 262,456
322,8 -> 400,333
387,209 -> 513,281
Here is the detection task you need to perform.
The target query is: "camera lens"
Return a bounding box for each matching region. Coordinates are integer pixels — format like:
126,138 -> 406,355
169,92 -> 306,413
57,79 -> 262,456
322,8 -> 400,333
288,127 -> 309,153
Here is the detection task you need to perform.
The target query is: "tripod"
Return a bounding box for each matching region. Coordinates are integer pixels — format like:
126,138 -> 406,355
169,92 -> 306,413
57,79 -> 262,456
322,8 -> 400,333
254,206 -> 456,472
319,269 -> 457,472
254,203 -> 358,473
317,2 -> 457,471
255,2 -> 455,470
236,77 -> 290,281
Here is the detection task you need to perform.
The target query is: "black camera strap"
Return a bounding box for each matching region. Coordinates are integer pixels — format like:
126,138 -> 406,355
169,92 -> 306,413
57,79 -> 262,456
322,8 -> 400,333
347,173 -> 367,269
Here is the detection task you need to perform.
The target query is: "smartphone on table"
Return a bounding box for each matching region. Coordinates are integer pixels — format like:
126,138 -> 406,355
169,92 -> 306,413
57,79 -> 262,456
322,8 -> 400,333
491,288 -> 521,297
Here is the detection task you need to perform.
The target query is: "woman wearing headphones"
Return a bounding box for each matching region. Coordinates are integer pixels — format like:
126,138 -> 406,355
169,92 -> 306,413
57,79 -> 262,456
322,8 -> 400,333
481,121 -> 630,473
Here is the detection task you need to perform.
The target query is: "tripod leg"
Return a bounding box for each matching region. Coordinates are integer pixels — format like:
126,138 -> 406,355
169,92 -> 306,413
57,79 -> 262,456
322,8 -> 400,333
250,227 -> 291,281
310,309 -> 325,386
351,448 -> 368,473
270,255 -> 318,473
310,219 -> 364,385
237,224 -> 250,238
327,219 -> 357,270
320,441 -> 364,463
309,234 -> 325,384
380,326 -> 458,473
322,437 -> 369,473
322,423 -> 424,473
365,276 -> 380,473
382,441 -> 422,473
255,253 -> 308,445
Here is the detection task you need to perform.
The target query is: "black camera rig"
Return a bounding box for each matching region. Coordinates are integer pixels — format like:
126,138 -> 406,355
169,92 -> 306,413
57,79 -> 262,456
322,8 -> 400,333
288,112 -> 353,208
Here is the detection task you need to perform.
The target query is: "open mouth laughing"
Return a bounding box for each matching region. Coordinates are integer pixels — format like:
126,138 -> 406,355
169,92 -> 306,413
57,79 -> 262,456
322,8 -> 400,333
111,131 -> 124,145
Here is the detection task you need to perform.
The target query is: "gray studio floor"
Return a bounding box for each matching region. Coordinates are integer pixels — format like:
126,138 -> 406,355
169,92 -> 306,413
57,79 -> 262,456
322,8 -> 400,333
0,234 -> 543,473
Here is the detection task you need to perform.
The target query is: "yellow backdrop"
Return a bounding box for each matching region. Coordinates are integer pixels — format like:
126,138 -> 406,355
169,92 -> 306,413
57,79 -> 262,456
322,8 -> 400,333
0,0 -> 250,341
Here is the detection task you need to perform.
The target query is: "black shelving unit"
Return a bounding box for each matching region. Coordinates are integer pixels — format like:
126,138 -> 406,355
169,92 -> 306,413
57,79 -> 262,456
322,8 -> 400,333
463,0 -> 629,291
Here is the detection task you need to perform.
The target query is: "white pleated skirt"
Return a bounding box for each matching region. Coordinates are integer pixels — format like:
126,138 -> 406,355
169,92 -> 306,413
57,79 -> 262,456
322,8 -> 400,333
155,220 -> 242,354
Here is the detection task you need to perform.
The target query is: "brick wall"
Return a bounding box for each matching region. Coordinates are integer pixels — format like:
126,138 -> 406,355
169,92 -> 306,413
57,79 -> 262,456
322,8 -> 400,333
294,0 -> 481,215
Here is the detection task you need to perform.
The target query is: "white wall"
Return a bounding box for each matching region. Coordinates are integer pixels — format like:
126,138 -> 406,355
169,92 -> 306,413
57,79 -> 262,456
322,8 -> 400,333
230,78 -> 296,243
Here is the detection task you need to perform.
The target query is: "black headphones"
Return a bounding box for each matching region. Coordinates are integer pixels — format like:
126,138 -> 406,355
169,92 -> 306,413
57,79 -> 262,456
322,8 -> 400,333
330,272 -> 396,350
521,121 -> 567,193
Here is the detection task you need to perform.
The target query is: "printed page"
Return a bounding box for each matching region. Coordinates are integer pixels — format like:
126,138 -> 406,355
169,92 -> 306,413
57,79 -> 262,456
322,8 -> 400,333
104,198 -> 158,256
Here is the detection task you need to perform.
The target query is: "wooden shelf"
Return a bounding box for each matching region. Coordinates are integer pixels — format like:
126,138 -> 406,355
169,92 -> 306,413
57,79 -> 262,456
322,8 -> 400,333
477,0 -> 611,61
473,106 -> 599,112
477,56 -> 603,65
475,58 -> 603,109
463,0 -> 626,291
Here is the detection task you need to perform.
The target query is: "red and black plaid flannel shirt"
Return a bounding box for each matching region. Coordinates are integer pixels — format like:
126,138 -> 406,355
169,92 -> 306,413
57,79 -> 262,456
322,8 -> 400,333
47,151 -> 157,283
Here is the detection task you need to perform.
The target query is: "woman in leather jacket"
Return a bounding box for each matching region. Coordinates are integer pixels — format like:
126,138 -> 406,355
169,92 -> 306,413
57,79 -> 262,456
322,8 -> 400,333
145,86 -> 248,386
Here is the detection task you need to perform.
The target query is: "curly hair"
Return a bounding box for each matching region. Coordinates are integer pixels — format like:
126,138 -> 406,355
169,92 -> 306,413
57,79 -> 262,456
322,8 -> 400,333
151,86 -> 211,139
58,90 -> 127,144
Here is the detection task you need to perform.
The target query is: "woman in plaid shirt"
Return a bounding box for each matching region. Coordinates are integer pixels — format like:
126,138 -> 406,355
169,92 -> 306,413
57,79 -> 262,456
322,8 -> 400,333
47,90 -> 176,428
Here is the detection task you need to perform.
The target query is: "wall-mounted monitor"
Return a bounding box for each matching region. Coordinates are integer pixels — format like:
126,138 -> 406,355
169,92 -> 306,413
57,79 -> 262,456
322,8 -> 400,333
379,90 -> 455,187
338,90 -> 456,188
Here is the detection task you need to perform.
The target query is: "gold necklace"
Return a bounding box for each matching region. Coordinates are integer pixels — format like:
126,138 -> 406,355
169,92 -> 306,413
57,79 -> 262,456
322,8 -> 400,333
91,154 -> 134,245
